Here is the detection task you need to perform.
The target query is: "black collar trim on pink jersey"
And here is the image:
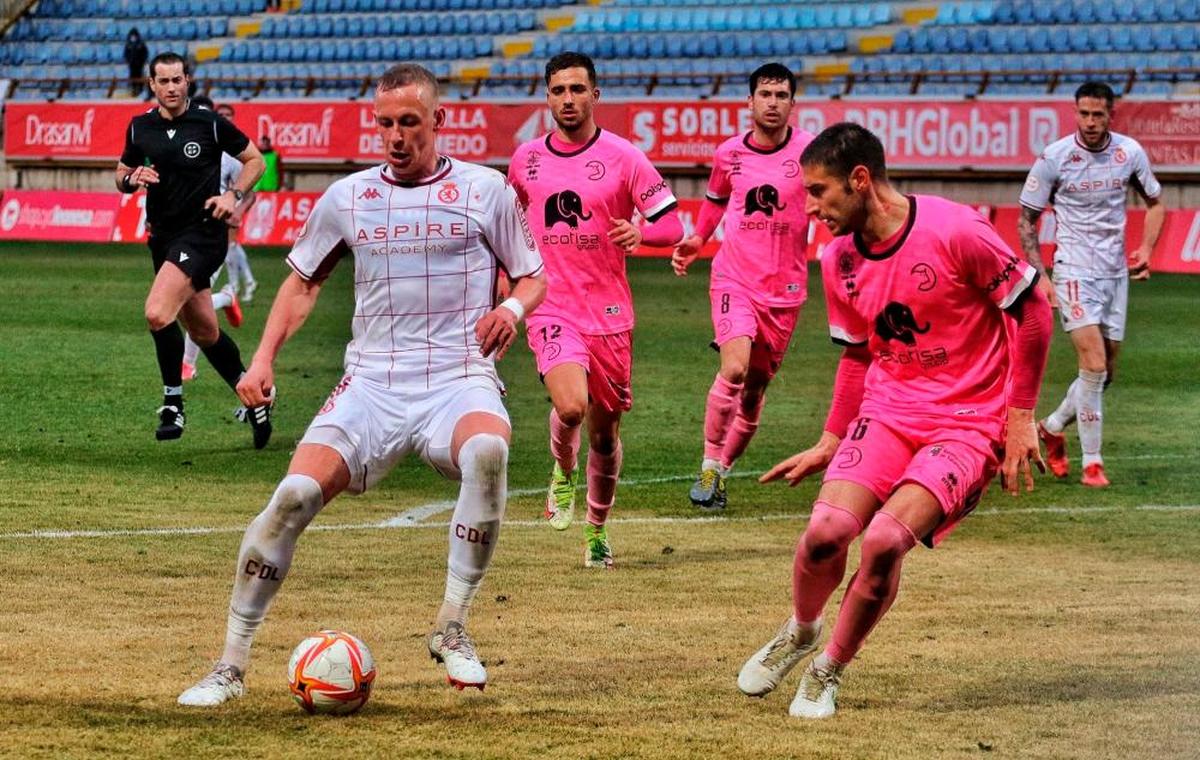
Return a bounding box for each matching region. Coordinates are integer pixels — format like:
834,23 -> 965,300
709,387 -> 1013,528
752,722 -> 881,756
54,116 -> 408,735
544,126 -> 603,158
854,195 -> 917,261
742,126 -> 792,155
1074,132 -> 1112,153
379,156 -> 452,187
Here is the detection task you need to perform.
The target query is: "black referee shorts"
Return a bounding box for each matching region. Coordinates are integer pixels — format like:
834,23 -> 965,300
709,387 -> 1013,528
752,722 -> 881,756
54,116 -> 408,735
148,221 -> 228,292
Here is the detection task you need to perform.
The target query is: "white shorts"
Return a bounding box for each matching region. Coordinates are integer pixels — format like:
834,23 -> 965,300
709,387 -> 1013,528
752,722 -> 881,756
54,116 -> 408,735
1054,275 -> 1128,341
300,375 -> 509,494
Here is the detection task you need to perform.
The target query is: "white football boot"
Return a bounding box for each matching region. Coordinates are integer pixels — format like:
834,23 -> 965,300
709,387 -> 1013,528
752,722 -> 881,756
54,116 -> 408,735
428,622 -> 487,691
177,663 -> 245,707
789,659 -> 842,719
737,618 -> 822,697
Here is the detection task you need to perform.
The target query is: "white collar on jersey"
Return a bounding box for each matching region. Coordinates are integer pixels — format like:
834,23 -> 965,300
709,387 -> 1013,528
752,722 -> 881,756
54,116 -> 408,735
380,156 -> 452,187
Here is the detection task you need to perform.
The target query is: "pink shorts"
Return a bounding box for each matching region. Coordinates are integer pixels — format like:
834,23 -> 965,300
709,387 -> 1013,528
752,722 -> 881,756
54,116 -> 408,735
710,283 -> 802,379
526,315 -> 633,413
823,414 -> 1000,547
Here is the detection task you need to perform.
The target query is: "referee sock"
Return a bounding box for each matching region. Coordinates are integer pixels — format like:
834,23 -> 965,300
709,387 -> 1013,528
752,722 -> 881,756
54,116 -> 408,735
151,322 -> 185,394
200,330 -> 247,392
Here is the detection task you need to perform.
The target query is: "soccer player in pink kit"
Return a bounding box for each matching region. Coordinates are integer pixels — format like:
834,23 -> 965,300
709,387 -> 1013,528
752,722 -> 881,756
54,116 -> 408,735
178,64 -> 547,706
672,63 -> 815,510
509,52 -> 684,568
738,124 -> 1052,719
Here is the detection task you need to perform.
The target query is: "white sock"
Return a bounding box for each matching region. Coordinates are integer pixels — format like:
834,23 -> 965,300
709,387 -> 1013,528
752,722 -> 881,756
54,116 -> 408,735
437,434 -> 508,630
221,474 -> 324,671
223,243 -> 242,292
211,287 -> 233,312
701,457 -> 720,473
812,651 -> 847,674
1044,378 -> 1079,434
183,334 -> 201,368
227,243 -> 255,290
1076,370 -> 1106,467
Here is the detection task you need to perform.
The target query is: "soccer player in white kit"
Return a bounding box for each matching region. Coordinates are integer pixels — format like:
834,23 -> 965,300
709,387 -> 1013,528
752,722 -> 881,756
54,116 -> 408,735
1017,82 -> 1165,488
178,64 -> 547,706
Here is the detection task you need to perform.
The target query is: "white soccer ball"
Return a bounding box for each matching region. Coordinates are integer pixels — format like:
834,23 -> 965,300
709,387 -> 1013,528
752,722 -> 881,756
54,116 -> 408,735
287,630 -> 377,715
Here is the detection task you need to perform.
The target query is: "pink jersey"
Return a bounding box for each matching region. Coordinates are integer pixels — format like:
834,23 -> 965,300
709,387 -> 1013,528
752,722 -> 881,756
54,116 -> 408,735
707,127 -> 815,307
509,128 -> 677,335
821,195 -> 1037,438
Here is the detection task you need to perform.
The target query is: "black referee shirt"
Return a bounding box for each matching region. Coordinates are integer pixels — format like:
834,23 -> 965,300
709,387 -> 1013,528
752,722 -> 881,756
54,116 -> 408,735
120,102 -> 251,238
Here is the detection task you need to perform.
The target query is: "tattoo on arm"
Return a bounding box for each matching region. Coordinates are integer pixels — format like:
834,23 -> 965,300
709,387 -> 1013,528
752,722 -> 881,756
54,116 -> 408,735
1017,206 -> 1047,277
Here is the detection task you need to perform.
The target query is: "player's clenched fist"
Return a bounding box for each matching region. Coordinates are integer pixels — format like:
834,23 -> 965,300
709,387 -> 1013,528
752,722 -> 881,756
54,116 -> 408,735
237,360 -> 276,408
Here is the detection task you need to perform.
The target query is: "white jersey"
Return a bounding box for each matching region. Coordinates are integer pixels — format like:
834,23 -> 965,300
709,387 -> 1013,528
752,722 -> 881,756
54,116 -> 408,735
1019,131 -> 1160,278
219,153 -> 241,194
288,156 -> 543,391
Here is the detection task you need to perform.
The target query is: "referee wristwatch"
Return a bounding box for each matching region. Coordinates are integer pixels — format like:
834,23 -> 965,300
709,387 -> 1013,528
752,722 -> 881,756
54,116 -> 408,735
231,189 -> 245,202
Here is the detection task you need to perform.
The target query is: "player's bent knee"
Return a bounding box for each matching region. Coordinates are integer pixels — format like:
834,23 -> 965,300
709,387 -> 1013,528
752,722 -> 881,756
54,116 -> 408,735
720,364 -> 748,385
260,474 -> 324,536
555,403 -> 587,428
857,513 -> 918,586
460,434 -> 508,479
802,501 -> 863,562
145,307 -> 174,332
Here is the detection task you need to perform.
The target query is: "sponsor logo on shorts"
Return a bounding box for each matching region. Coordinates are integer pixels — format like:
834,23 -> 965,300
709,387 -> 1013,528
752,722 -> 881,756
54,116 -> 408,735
604,305 -> 621,316
836,446 -> 863,468
318,375 -> 352,415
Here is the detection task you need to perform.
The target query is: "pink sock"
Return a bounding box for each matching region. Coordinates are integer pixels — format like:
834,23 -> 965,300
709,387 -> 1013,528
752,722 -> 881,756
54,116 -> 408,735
703,374 -> 743,461
549,407 -> 582,473
720,393 -> 764,469
825,511 -> 917,664
585,442 -> 622,526
793,501 -> 864,623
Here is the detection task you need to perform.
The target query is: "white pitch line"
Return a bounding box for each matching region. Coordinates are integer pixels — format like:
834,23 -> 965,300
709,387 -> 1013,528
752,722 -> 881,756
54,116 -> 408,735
3,502 -> 1198,542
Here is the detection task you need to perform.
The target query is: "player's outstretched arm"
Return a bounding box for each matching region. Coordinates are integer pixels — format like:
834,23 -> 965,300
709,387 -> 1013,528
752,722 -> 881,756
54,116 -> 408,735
476,268 -> 547,360
671,198 -> 726,276
1001,286 -> 1053,495
760,431 -> 841,487
761,345 -> 870,487
237,271 -> 324,407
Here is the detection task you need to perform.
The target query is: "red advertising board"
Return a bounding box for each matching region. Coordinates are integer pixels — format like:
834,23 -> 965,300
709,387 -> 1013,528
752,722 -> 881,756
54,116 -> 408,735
0,190 -> 120,242
7,99 -> 1199,171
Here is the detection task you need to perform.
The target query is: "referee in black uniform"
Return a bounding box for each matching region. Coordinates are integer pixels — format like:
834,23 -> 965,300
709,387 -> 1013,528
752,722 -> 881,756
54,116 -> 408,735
116,52 -> 273,447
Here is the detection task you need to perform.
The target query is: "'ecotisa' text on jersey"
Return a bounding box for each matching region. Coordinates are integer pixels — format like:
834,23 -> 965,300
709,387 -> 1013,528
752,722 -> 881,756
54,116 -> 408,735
822,195 -> 1037,440
1019,131 -> 1160,279
508,128 -> 677,335
120,100 -> 250,238
287,157 -> 544,391
706,127 -> 815,307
